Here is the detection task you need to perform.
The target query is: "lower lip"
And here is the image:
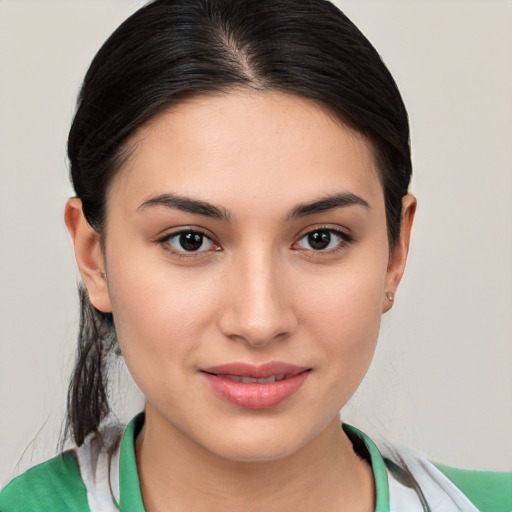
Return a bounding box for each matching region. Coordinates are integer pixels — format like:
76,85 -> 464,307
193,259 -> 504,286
201,371 -> 310,409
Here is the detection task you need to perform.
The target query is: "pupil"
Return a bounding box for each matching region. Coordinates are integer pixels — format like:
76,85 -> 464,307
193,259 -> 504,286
180,232 -> 203,251
308,230 -> 331,250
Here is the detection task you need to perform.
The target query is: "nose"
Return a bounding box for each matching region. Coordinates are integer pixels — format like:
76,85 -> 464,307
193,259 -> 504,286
218,247 -> 297,347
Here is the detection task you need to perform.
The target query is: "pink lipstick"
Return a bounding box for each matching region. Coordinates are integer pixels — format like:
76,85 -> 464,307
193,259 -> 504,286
200,362 -> 310,409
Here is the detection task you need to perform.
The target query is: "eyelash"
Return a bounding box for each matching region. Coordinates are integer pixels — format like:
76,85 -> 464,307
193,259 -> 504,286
293,226 -> 354,254
158,226 -> 354,257
158,229 -> 221,258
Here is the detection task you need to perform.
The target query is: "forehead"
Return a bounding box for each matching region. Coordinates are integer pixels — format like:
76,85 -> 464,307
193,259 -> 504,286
108,91 -> 384,217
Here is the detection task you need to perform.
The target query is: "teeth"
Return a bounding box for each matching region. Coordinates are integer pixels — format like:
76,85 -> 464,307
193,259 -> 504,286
218,374 -> 288,383
258,376 -> 277,383
225,375 -> 243,383
241,376 -> 259,383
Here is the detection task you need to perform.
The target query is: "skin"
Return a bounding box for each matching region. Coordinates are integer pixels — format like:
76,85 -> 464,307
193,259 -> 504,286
66,90 -> 415,512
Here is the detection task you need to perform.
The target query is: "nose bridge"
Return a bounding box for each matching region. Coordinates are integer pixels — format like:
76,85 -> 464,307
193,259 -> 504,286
219,242 -> 295,346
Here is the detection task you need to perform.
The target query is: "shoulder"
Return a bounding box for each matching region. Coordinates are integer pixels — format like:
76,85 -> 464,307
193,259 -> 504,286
385,444 -> 512,512
0,417 -> 138,512
434,463 -> 512,512
345,422 -> 512,512
0,450 -> 89,512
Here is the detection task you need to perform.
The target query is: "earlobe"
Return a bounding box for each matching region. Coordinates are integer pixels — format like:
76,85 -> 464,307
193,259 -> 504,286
64,198 -> 112,313
382,194 -> 417,313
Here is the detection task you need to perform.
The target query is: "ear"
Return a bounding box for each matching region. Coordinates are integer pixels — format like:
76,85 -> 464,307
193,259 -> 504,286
64,198 -> 112,313
382,194 -> 416,313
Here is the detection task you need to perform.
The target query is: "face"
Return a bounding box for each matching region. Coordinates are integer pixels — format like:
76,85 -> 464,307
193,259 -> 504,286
70,91 -> 413,462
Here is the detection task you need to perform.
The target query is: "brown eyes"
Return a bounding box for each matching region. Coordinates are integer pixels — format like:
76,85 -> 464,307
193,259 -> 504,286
164,230 -> 219,253
161,228 -> 353,255
295,229 -> 352,251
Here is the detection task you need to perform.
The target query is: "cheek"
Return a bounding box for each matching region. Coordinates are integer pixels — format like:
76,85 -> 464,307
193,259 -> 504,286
105,251 -> 221,374
301,261 -> 385,336
107,275 -> 219,415
300,262 -> 386,387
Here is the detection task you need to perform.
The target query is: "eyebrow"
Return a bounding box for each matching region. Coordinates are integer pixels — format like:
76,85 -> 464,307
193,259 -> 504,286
137,193 -> 231,221
137,191 -> 369,222
286,192 -> 370,220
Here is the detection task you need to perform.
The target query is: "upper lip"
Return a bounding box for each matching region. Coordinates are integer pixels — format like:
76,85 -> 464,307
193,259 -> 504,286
201,362 -> 310,379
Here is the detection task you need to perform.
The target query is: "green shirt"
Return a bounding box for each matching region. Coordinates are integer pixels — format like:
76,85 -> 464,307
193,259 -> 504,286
1,415 -> 510,512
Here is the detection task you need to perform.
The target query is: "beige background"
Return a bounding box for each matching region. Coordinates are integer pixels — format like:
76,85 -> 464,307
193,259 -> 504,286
1,0 -> 511,485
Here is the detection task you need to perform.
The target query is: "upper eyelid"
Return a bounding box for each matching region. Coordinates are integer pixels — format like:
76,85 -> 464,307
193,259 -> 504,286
293,226 -> 354,250
294,224 -> 352,240
157,228 -> 219,252
157,226 -> 215,241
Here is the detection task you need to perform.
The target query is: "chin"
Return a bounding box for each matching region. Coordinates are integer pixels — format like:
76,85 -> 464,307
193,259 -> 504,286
201,418 -> 322,464
211,438 -> 302,464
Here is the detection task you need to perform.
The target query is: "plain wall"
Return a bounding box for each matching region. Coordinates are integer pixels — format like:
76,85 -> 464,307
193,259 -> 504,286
1,0 -> 511,485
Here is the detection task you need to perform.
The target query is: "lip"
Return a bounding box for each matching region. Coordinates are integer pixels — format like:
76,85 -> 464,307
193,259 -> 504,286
200,362 -> 311,409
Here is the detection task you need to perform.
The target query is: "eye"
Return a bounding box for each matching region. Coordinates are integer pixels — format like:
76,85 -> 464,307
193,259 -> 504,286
163,230 -> 218,253
295,228 -> 351,251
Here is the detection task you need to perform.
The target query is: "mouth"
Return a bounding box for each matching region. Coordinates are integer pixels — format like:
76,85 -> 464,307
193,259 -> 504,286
208,374 -> 290,383
200,362 -> 311,409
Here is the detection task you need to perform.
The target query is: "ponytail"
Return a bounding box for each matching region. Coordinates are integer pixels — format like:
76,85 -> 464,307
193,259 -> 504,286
65,284 -> 117,446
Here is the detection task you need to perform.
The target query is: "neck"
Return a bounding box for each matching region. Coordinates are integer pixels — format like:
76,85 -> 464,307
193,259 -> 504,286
136,407 -> 375,512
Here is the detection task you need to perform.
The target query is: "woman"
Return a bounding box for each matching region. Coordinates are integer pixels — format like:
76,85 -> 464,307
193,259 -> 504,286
1,1 -> 510,511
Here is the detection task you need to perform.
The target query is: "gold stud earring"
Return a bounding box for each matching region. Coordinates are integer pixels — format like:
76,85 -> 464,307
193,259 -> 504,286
385,291 -> 394,301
